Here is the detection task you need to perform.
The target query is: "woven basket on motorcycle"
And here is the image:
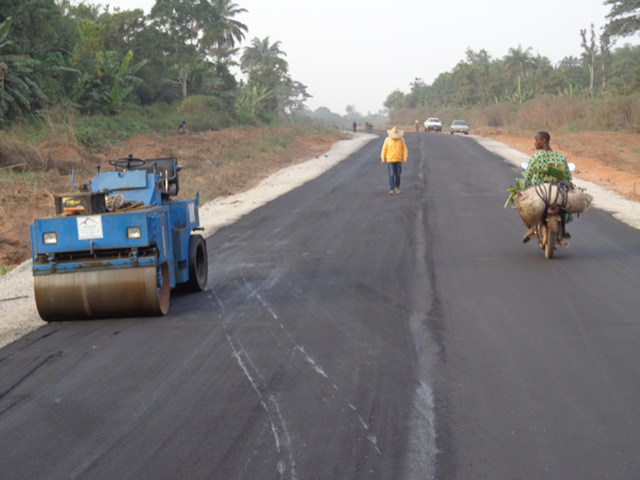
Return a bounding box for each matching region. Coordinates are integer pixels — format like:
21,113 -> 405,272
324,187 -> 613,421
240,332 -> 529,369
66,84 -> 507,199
515,181 -> 592,228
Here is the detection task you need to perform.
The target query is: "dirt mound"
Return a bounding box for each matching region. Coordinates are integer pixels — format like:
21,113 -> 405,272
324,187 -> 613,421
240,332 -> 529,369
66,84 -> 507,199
40,139 -> 89,174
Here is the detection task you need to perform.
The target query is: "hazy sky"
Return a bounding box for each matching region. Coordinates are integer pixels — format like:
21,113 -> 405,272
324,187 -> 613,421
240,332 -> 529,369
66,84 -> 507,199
97,0 -> 636,115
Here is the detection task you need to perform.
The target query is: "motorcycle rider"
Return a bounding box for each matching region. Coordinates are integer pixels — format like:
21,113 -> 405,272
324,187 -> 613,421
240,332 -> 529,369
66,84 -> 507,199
522,131 -> 572,243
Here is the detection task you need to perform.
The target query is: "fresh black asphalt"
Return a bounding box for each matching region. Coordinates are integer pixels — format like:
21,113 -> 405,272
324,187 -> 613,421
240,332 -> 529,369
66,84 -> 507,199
1,131 -> 640,479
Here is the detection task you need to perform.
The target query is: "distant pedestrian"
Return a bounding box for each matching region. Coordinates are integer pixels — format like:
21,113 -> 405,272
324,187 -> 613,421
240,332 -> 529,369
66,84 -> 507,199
381,126 -> 408,195
178,121 -> 187,134
414,120 -> 419,132
353,121 -> 357,133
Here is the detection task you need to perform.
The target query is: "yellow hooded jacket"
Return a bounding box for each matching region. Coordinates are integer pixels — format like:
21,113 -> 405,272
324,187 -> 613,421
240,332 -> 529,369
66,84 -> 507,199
381,137 -> 408,163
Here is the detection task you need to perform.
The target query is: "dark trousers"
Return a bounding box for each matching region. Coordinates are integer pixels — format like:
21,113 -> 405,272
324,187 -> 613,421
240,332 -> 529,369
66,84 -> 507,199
387,162 -> 402,190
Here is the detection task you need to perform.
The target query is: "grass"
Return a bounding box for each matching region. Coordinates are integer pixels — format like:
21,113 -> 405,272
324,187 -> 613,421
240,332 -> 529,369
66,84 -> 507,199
563,123 -> 581,133
0,168 -> 52,191
5,97 -> 245,152
0,100 -> 341,179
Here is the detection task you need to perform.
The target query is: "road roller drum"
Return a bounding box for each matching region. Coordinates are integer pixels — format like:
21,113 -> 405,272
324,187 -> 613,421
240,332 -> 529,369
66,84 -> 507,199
29,155 -> 208,321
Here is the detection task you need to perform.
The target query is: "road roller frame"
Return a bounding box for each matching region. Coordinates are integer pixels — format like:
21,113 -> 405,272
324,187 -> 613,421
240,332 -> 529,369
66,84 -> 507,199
29,155 -> 209,321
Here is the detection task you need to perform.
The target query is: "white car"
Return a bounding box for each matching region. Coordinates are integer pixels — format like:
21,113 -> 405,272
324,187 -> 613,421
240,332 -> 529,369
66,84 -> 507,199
450,120 -> 469,135
424,118 -> 442,133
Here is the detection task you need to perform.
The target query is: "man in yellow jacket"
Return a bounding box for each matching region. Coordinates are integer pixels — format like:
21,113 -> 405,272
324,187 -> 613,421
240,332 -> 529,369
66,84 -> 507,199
381,126 -> 408,195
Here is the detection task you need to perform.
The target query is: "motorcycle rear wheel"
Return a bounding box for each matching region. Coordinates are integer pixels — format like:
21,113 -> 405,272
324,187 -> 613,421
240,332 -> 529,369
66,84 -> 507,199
545,225 -> 556,259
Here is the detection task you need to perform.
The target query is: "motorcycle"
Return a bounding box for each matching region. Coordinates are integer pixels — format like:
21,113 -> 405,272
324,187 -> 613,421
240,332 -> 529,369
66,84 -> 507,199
518,161 -> 577,259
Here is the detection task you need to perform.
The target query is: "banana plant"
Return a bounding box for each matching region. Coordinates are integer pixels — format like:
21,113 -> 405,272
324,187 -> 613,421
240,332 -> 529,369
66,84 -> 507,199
0,17 -> 47,122
73,47 -> 149,114
237,85 -> 272,115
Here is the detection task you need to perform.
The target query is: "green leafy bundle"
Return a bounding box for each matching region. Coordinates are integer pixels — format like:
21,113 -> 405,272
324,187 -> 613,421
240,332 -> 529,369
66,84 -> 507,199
505,177 -> 527,208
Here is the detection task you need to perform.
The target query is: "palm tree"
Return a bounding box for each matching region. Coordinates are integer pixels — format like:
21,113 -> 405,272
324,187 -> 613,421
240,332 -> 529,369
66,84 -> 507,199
504,45 -> 535,96
214,0 -> 248,47
202,0 -> 248,62
557,56 -> 581,69
240,37 -> 288,73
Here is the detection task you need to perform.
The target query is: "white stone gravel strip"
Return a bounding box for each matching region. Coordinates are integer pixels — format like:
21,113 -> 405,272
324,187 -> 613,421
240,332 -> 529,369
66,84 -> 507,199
0,133 -> 377,348
471,135 -> 640,230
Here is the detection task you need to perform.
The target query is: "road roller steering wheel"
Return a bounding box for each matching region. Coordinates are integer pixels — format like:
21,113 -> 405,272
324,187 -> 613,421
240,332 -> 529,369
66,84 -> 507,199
109,154 -> 146,170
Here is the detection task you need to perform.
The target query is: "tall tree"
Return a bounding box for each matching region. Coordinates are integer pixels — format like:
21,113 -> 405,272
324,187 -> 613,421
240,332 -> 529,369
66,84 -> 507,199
150,0 -> 203,98
465,48 -> 492,65
0,0 -> 78,60
101,8 -> 149,54
202,0 -> 247,62
557,56 -> 581,68
151,0 -> 246,99
580,24 -> 597,92
603,0 -> 640,38
453,58 -> 505,105
240,37 -> 291,116
427,72 -> 458,107
383,89 -> 405,110
600,33 -> 614,90
504,45 -> 535,96
607,44 -> 640,91
240,37 -> 287,73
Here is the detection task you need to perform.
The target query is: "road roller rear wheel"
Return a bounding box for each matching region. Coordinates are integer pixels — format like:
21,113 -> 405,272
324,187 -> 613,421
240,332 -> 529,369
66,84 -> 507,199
156,262 -> 171,315
185,234 -> 208,292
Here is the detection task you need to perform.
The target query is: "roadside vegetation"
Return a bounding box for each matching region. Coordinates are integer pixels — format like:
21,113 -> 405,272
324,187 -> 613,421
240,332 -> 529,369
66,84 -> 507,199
385,1 -> 640,133
390,93 -> 640,133
0,0 -> 305,128
0,0 -> 361,274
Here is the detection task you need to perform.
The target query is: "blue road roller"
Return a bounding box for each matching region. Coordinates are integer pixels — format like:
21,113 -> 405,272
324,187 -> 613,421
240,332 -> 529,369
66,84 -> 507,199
29,155 -> 208,321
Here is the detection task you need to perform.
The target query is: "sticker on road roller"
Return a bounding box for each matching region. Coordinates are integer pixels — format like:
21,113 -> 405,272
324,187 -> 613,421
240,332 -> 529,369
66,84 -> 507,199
188,202 -> 196,224
77,215 -> 104,240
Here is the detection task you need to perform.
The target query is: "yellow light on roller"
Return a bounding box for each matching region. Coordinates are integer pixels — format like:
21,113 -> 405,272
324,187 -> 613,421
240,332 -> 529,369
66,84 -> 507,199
43,232 -> 58,245
126,227 -> 142,239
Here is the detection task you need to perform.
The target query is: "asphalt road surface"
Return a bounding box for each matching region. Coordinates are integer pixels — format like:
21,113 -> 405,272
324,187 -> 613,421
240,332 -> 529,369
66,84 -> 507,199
2,131 -> 640,480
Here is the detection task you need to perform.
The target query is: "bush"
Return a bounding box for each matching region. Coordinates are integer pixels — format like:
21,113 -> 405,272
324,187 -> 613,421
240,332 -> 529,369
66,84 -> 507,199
475,103 -> 516,127
178,95 -> 235,131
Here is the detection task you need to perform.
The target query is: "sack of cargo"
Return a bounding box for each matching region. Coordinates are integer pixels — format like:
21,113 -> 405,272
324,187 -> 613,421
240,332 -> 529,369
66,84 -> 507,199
514,182 -> 592,227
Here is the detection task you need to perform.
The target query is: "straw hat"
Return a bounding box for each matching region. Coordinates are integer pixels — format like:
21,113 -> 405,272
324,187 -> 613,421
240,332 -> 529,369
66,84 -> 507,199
387,126 -> 404,139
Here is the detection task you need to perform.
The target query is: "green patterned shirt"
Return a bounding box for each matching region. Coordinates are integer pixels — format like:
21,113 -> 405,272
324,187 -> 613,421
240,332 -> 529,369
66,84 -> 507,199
523,150 -> 572,184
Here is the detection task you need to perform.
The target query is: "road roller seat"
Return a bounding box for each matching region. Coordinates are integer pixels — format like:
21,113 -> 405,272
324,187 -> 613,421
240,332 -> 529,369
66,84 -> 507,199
118,157 -> 182,198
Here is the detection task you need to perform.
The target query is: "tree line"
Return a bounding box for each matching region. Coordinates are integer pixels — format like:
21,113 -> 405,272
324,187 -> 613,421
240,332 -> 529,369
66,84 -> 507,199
0,0 -> 310,127
384,0 -> 640,111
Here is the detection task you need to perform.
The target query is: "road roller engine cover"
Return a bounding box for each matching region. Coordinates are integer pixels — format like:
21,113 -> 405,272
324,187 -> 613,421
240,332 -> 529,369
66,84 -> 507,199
29,155 -> 209,321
